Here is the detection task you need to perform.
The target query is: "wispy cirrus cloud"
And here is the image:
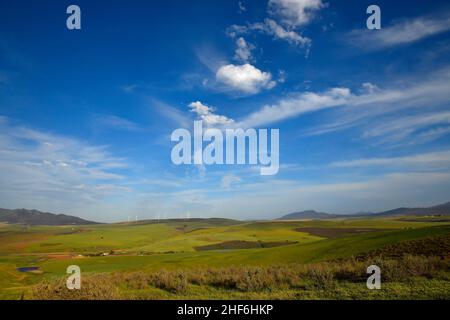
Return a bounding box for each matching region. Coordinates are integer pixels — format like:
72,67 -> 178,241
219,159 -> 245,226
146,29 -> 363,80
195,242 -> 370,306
303,67 -> 450,142
236,87 -> 351,128
0,117 -> 132,218
93,114 -> 144,132
362,111 -> 450,144
235,67 -> 450,147
238,1 -> 246,14
148,98 -> 192,128
227,19 -> 311,49
329,150 -> 450,169
347,12 -> 450,50
226,0 -> 323,54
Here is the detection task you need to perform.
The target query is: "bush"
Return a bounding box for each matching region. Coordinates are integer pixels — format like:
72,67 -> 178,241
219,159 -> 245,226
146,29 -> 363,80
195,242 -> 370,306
31,274 -> 121,300
332,258 -> 366,282
305,264 -> 336,290
371,255 -> 446,281
150,270 -> 187,293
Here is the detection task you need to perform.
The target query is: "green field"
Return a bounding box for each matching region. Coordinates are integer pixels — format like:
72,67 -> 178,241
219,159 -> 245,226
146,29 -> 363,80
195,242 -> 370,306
1,217 -> 449,299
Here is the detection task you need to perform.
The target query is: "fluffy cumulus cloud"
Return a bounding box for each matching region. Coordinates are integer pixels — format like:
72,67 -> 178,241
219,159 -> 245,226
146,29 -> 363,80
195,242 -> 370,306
268,0 -> 325,27
216,63 -> 276,94
189,101 -> 234,126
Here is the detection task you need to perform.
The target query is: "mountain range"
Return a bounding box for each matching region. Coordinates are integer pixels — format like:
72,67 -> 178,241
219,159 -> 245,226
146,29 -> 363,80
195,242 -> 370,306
0,208 -> 98,225
277,202 -> 450,220
2,202 -> 450,225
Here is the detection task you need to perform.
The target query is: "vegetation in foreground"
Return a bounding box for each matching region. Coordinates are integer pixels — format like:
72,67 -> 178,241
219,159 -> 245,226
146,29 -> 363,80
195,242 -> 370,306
31,253 -> 450,300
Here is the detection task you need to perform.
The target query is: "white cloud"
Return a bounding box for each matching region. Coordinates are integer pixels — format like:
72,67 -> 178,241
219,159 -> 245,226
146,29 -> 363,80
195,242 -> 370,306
227,19 -> 311,49
237,67 -> 450,136
237,87 -> 351,127
150,98 -> 191,128
5,115 -> 450,220
330,150 -> 450,169
189,101 -> 234,126
189,101 -> 211,116
238,1 -> 246,14
348,13 -> 450,50
416,127 -> 450,144
226,0 -> 319,54
361,82 -> 380,94
268,0 -> 325,27
260,19 -> 311,48
363,111 -> 450,143
93,114 -> 143,132
234,37 -> 254,63
120,84 -> 139,93
226,24 -> 249,39
216,63 -> 276,94
304,68 -> 450,139
0,118 -> 131,218
221,174 -> 242,189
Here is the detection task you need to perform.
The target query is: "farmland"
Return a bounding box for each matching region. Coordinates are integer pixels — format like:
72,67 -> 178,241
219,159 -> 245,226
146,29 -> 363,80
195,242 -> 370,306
0,217 -> 449,299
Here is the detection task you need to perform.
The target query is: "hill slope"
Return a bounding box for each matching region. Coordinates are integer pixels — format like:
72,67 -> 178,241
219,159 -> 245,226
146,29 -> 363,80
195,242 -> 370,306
0,208 -> 98,225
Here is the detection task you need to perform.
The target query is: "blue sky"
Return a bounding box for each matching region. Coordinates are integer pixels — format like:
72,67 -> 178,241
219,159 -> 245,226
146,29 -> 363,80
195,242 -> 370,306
1,0 -> 450,222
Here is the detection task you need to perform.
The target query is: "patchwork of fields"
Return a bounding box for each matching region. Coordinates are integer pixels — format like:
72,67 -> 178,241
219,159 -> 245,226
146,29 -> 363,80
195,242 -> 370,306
0,217 -> 449,299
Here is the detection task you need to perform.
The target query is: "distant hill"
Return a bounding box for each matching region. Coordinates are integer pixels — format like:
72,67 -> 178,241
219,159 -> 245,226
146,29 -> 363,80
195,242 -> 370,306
277,210 -> 338,220
277,202 -> 450,220
0,208 -> 99,226
372,202 -> 450,217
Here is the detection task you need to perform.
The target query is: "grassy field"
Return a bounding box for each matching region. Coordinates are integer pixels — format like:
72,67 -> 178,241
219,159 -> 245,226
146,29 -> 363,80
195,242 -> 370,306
0,217 -> 449,299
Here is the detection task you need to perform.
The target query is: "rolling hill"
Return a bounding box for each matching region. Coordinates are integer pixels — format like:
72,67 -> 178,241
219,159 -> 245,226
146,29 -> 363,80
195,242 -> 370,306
0,208 -> 98,225
276,210 -> 338,220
